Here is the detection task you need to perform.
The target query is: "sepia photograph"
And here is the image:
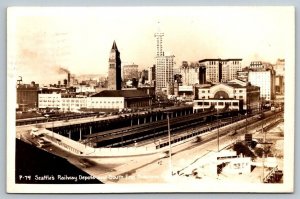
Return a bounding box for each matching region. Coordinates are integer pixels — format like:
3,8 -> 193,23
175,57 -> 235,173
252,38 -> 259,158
6,6 -> 295,193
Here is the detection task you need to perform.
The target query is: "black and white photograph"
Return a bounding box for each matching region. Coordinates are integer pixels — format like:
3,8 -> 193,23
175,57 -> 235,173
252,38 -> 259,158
7,6 -> 295,193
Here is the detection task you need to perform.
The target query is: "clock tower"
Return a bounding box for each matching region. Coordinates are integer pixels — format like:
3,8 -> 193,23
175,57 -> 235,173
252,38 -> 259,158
108,41 -> 121,90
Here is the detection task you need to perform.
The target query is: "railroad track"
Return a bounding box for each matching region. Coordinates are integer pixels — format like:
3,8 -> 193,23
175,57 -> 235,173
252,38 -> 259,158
84,109 -> 245,147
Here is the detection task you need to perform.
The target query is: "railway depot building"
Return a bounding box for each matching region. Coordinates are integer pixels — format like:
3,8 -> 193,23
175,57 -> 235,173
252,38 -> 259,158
38,89 -> 152,112
16,82 -> 39,111
193,79 -> 260,112
90,90 -> 152,110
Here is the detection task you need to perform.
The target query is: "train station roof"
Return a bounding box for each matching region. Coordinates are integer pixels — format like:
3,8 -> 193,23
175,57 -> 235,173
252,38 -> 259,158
199,58 -> 243,63
91,90 -> 150,99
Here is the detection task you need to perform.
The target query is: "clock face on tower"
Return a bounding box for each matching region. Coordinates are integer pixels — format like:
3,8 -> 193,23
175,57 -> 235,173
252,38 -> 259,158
110,52 -> 115,60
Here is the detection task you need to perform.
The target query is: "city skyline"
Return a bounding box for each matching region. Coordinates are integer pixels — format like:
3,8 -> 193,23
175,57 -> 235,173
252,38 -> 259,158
8,7 -> 292,85
9,6 -> 294,193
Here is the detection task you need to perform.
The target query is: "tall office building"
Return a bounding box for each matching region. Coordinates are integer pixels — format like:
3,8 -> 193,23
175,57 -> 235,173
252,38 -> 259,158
17,81 -> 39,111
154,26 -> 174,93
154,30 -> 164,57
248,70 -> 276,101
180,61 -> 200,86
199,65 -> 206,84
108,41 -> 121,90
148,65 -> 156,86
274,58 -> 285,76
274,58 -> 285,95
198,58 -> 242,83
123,64 -> 139,82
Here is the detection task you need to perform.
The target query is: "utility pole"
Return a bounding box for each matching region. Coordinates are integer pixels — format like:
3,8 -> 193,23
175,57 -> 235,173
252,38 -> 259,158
52,120 -> 54,138
166,112 -> 173,177
217,115 -> 220,152
260,120 -> 272,183
262,121 -> 265,183
216,108 -> 220,152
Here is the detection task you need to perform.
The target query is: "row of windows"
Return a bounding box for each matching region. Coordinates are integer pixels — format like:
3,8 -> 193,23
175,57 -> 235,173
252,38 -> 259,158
62,100 -> 85,103
201,90 -> 210,93
61,104 -> 86,106
39,100 -> 60,103
39,104 -> 60,107
199,95 -> 244,99
90,105 -> 123,109
197,101 -> 239,106
91,101 -> 123,104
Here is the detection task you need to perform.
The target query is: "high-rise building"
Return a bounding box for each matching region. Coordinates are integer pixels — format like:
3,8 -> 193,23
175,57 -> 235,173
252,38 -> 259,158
274,58 -> 285,95
155,55 -> 175,92
198,58 -> 242,83
154,28 -> 174,93
249,61 -> 263,69
237,70 -> 249,82
199,65 -> 206,84
274,58 -> 285,76
108,41 -> 122,90
17,81 -> 39,111
248,70 -> 276,101
154,31 -> 164,57
123,64 -> 139,82
180,61 -> 200,86
139,69 -> 149,81
148,65 -> 156,86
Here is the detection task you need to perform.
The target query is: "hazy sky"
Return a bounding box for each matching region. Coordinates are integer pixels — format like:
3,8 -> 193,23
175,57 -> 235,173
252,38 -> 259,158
8,7 -> 293,85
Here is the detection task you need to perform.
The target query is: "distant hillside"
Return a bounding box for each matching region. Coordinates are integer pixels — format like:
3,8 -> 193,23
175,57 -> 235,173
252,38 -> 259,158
75,74 -> 106,81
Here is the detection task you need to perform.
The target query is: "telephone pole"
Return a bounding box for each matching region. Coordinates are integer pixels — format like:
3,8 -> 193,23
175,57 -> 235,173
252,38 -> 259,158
165,112 -> 173,177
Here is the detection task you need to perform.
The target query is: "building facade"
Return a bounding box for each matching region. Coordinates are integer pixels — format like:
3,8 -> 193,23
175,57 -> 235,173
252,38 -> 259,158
198,58 -> 242,84
155,55 -> 175,93
108,41 -> 122,90
38,89 -> 152,112
123,64 -> 139,82
274,59 -> 285,95
275,75 -> 284,95
38,93 -> 61,110
237,70 -> 249,82
139,69 -> 149,81
61,97 -> 87,112
176,85 -> 194,102
91,90 -> 152,109
16,82 -> 39,111
154,29 -> 174,93
249,61 -> 263,69
193,79 -> 260,111
248,70 -> 276,101
86,97 -> 124,110
75,85 -> 96,94
148,65 -> 156,86
180,61 -> 201,86
274,58 -> 285,76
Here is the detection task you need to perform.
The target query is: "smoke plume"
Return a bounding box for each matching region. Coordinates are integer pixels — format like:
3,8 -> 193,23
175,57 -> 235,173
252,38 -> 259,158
57,66 -> 70,74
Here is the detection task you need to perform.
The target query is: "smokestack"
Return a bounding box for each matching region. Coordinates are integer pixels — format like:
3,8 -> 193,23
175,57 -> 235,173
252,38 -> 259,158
58,80 -> 61,86
64,79 -> 67,86
68,73 -> 70,87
